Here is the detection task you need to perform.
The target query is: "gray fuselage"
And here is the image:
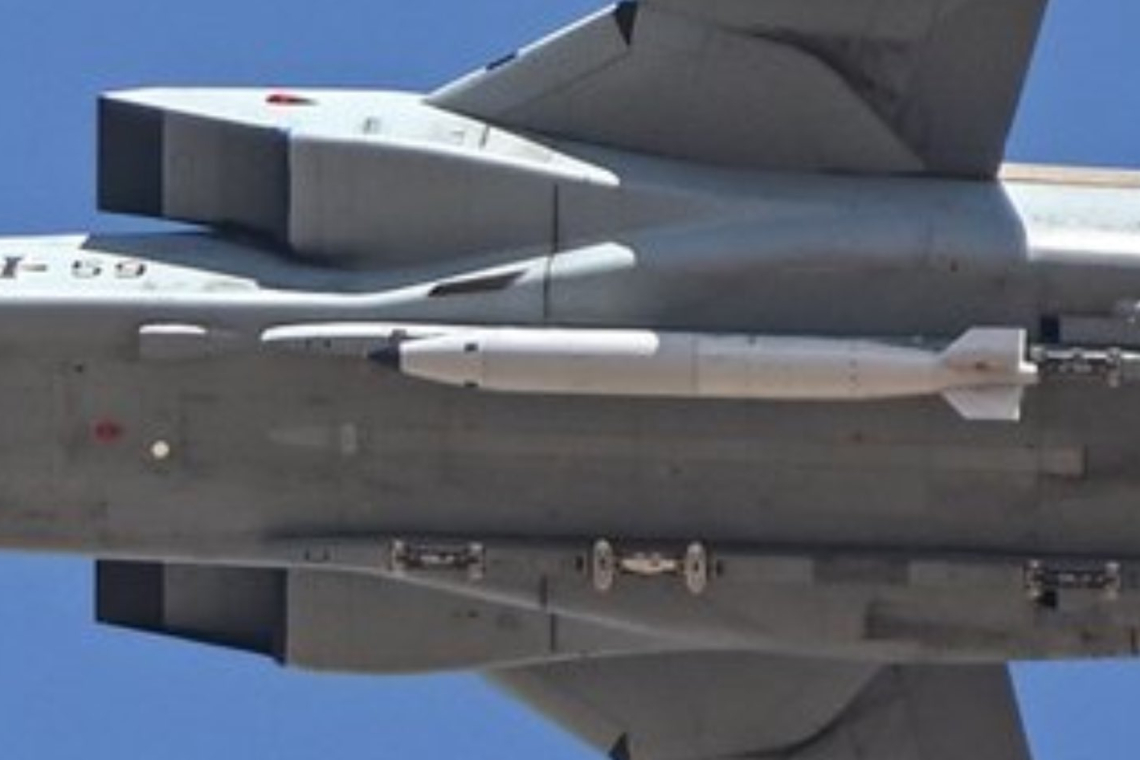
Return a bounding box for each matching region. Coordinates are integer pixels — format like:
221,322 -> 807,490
5,135 -> 1140,665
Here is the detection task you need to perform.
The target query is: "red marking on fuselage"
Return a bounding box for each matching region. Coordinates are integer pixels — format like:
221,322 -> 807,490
92,420 -> 125,444
267,92 -> 314,106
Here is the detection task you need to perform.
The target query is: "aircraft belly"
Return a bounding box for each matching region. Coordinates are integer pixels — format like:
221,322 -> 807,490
42,363 -> 1140,663
0,351 -> 1119,556
0,355 -> 1127,662
0,186 -> 1139,662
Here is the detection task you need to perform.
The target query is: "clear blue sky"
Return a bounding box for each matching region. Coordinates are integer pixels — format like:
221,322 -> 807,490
0,1 -> 1138,758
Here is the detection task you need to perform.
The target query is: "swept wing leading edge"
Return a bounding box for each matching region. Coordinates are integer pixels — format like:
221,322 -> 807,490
488,654 -> 1031,760
430,0 -> 1048,178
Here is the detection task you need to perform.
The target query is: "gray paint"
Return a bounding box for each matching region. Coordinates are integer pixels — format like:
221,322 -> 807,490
434,0 -> 1046,178
0,1 -> 1114,757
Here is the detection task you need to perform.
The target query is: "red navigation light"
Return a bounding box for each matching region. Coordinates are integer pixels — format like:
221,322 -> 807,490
266,92 -> 315,106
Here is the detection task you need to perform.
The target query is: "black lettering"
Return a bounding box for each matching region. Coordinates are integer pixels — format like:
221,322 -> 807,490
1,256 -> 24,279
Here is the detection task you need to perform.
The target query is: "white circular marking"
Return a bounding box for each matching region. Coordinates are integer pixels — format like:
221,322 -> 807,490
150,440 -> 172,461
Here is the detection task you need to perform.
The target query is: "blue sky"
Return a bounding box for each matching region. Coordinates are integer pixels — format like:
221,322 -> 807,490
0,1 -> 1138,758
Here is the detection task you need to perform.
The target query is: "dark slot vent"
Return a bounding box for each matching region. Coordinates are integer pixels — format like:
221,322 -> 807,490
429,269 -> 526,298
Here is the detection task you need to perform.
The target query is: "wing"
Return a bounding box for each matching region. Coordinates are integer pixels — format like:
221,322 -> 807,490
488,652 -> 1031,760
430,0 -> 1048,178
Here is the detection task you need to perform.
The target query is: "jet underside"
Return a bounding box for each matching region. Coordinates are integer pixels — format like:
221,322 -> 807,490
2,86 -> 1140,674
19,0 -> 1130,755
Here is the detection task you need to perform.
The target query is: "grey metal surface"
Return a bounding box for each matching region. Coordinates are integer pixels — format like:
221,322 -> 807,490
97,89 -> 707,265
489,655 -> 1029,760
99,561 -> 667,674
432,0 -> 1046,178
3,1 -> 1136,757
792,665 -> 1032,760
96,561 -> 284,655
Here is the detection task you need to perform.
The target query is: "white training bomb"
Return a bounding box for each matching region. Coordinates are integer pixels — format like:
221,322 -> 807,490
382,326 -> 1037,421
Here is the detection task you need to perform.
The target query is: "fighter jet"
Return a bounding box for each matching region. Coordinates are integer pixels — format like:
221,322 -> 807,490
4,0 -> 1139,757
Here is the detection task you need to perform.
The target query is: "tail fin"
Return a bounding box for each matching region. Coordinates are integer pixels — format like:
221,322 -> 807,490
941,328 -> 1028,374
942,386 -> 1026,422
939,328 -> 1035,422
